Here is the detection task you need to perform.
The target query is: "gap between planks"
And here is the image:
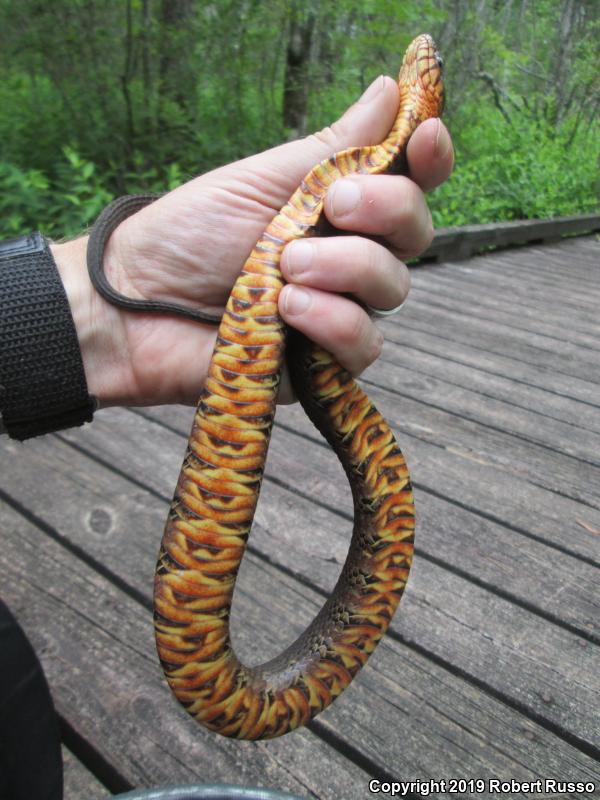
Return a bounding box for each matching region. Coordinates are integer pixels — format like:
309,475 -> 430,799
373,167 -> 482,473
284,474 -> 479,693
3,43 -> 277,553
35,412 -> 600,756
5,462 -> 600,797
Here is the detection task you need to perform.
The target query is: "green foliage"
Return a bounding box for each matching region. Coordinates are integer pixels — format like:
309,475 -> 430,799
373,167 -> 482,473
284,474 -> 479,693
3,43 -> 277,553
0,163 -> 49,237
0,147 -> 188,239
0,148 -> 111,238
430,105 -> 600,226
0,0 -> 598,238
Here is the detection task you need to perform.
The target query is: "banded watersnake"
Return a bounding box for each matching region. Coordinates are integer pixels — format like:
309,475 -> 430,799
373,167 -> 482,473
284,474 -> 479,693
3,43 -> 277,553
87,33 -> 444,740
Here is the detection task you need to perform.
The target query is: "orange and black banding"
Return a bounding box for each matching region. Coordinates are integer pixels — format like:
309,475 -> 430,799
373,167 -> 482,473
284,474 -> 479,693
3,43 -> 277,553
154,34 -> 444,740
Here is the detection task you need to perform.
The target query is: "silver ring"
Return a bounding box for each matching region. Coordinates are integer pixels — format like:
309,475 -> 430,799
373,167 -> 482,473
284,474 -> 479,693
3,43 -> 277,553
365,299 -> 406,319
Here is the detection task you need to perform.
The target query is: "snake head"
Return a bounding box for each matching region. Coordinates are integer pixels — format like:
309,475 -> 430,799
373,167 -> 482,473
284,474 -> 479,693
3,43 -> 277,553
399,33 -> 445,121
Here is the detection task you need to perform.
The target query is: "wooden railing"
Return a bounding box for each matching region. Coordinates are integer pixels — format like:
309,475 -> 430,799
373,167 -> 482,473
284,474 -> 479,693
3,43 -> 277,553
423,212 -> 600,261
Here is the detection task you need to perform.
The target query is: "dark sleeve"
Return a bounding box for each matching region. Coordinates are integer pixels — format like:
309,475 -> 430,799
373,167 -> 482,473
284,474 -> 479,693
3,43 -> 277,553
0,598 -> 63,800
0,233 -> 96,441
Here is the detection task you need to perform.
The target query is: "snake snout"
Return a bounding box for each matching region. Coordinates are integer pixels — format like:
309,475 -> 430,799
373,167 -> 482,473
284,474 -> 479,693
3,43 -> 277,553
399,34 -> 445,121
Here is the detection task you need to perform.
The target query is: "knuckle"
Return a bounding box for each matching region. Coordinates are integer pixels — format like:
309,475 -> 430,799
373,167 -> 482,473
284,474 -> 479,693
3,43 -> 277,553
345,307 -> 369,349
385,262 -> 410,309
361,238 -> 408,305
400,183 -> 434,254
420,214 -> 435,252
353,326 -> 384,376
354,236 -> 378,285
307,119 -> 348,154
307,126 -> 337,151
307,128 -> 328,147
366,328 -> 384,367
400,264 -> 412,298
403,182 -> 425,223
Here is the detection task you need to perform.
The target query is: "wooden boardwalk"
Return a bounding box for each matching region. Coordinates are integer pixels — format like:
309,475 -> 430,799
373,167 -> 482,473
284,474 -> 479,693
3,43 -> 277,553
1,235 -> 599,799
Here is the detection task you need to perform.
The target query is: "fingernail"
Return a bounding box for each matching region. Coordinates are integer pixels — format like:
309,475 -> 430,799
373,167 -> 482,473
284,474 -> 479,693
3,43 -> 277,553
330,179 -> 362,218
286,240 -> 314,278
283,286 -> 312,316
358,75 -> 385,104
434,119 -> 452,159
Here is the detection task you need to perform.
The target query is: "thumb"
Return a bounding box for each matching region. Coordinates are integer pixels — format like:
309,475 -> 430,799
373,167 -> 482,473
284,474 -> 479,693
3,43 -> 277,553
303,74 -> 400,160
242,75 -> 400,192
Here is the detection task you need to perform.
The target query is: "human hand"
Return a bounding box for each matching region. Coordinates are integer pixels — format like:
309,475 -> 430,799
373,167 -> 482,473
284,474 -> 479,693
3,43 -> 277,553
52,74 -> 453,408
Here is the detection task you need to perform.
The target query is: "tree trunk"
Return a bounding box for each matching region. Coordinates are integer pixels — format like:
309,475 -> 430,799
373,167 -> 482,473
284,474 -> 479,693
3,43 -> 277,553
283,5 -> 316,138
159,0 -> 195,110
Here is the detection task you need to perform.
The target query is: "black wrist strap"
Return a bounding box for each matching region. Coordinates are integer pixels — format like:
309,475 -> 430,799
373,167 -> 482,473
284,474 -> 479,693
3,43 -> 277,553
0,232 -> 96,441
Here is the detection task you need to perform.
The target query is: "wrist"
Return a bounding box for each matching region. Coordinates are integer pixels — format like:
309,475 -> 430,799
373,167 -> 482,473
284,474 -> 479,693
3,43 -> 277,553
50,237 -> 132,408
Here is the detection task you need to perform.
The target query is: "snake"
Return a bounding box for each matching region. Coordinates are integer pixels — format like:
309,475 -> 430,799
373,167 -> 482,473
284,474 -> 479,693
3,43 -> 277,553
87,33 -> 444,740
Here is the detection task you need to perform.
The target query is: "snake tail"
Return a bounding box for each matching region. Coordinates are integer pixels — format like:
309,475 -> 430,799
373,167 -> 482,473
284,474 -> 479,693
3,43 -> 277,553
153,33 -> 444,740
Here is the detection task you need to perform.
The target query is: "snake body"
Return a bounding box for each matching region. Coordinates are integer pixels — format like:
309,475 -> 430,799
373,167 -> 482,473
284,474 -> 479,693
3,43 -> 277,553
89,34 -> 443,740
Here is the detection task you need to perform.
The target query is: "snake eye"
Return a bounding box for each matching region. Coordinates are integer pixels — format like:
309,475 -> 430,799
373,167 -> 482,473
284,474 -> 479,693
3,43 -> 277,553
435,50 -> 444,69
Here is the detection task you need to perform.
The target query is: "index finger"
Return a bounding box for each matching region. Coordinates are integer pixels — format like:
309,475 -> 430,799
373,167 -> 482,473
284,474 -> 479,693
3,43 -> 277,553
406,118 -> 454,191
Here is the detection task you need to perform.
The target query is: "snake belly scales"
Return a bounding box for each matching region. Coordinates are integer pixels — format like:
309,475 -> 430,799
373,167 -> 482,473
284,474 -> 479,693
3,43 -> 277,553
87,34 -> 444,740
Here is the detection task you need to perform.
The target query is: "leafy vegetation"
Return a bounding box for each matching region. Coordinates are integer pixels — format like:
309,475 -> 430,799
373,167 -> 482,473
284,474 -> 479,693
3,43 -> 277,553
0,0 -> 598,238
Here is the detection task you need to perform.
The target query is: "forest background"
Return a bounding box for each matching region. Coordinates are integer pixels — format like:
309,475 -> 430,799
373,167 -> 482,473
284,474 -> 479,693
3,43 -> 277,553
0,0 -> 598,239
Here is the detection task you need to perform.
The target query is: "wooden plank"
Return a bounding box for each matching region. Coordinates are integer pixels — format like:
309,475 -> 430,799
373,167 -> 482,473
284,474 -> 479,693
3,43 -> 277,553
421,245 -> 600,321
58,404 -> 600,615
387,298 -> 600,383
532,237 -> 600,276
366,348 -> 600,459
470,237 -> 600,284
426,238 -> 600,290
463,238 -> 600,282
17,413 -> 599,752
375,315 -> 598,409
406,280 -> 600,347
424,216 -> 600,261
58,396 -> 600,572
270,403 -> 600,565
2,447 -> 600,795
118,404 -> 600,738
63,400 -> 600,565
351,381 -> 600,513
2,233 -> 598,796
246,414 -> 600,639
62,746 -> 110,799
373,333 -> 600,436
0,502 -> 371,798
410,259 -> 600,335
134,361 -> 600,523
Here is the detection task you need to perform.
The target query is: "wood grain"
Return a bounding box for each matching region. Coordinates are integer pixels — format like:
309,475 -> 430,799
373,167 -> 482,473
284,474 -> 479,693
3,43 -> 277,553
1,234 -> 598,798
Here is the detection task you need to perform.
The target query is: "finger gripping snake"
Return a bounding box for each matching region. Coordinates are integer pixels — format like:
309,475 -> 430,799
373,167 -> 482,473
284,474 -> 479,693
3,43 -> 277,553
89,34 -> 443,740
